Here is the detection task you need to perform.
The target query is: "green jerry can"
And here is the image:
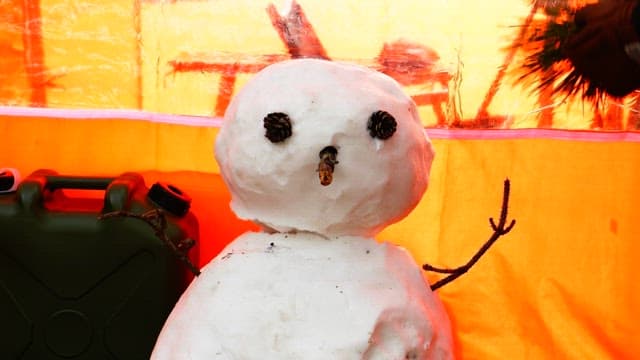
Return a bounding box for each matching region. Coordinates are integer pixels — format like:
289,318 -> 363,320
0,170 -> 199,359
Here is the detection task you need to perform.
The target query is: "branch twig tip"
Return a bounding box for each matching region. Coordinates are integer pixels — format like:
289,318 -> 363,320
423,179 -> 516,290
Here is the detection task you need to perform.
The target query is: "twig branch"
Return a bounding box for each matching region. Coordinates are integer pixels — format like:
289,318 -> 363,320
423,179 -> 515,290
99,209 -> 201,276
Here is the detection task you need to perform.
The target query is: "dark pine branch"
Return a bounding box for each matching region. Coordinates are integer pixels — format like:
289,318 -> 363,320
423,179 -> 515,291
99,209 -> 201,276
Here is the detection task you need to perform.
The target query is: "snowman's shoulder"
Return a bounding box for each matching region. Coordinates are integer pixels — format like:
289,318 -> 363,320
196,232 -> 274,275
377,241 -> 426,274
216,231 -> 270,253
375,241 -> 438,299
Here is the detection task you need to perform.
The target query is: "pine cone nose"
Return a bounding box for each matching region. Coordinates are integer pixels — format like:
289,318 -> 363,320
317,146 -> 339,186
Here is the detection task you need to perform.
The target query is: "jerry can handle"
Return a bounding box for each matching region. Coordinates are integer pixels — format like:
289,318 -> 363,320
45,176 -> 114,191
18,170 -> 145,213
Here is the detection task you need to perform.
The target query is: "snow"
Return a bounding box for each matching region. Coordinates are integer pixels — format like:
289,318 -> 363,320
152,59 -> 453,359
151,232 -> 453,359
214,59 -> 435,237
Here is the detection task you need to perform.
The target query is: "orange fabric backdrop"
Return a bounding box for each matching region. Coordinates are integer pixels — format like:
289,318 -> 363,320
1,112 -> 638,358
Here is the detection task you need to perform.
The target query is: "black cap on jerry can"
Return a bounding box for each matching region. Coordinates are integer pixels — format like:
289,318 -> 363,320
147,182 -> 192,217
0,168 -> 20,193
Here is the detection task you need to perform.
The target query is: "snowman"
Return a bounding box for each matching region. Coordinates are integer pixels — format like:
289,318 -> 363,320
151,59 -> 454,359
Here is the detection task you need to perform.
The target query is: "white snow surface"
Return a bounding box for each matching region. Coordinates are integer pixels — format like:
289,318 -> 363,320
152,59 -> 453,359
214,58 -> 435,237
151,232 -> 453,360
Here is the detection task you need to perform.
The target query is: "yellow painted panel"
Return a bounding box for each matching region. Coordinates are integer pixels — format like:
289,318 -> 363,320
40,0 -> 139,108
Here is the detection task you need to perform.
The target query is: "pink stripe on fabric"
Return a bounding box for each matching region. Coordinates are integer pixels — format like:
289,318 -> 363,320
1,106 -> 640,142
425,128 -> 640,142
0,106 -> 223,127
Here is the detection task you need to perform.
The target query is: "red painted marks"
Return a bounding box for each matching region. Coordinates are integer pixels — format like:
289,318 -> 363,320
168,54 -> 289,117
266,0 -> 329,60
166,1 -> 451,121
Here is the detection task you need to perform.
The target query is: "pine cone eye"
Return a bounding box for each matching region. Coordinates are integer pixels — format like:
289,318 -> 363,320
264,112 -> 292,143
367,110 -> 397,140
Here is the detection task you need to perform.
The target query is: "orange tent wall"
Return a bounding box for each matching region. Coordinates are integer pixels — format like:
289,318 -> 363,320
2,111 -> 639,358
1,0 -> 640,358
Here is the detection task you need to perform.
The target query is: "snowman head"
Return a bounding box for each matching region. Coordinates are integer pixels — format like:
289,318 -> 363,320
215,59 -> 434,237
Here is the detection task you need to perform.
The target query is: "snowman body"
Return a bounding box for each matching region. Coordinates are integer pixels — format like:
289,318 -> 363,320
152,59 -> 454,359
